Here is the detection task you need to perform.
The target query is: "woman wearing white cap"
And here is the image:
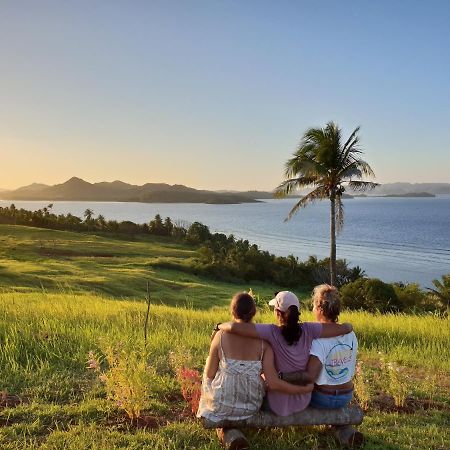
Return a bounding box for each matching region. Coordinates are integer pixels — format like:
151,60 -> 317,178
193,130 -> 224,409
218,290 -> 352,416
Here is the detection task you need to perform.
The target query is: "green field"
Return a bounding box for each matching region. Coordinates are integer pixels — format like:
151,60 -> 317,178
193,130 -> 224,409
1,225 -> 449,449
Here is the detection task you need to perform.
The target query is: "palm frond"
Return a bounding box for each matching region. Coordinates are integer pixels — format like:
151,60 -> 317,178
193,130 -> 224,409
285,153 -> 328,178
274,177 -> 318,198
338,161 -> 364,180
285,186 -> 327,221
347,180 -> 379,192
341,126 -> 361,156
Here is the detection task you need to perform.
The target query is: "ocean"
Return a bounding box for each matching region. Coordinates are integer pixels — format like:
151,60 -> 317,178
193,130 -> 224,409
1,196 -> 449,287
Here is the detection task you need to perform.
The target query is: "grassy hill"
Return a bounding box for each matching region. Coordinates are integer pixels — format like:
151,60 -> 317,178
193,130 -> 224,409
0,224 -> 287,308
0,225 -> 449,449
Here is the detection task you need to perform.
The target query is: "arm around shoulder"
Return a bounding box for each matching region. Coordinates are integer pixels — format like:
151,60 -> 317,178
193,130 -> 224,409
218,321 -> 259,338
320,322 -> 352,338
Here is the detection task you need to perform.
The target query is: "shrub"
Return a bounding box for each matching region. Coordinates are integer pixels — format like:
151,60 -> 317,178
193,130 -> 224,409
87,344 -> 154,420
393,282 -> 429,312
340,278 -> 401,312
380,357 -> 410,408
354,361 -> 374,411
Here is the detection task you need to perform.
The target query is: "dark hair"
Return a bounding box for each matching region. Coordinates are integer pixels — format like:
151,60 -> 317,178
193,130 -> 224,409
230,292 -> 256,323
280,305 -> 302,345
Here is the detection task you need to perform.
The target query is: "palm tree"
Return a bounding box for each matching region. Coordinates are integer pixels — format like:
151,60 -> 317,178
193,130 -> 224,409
427,274 -> 450,313
275,122 -> 378,286
83,208 -> 94,222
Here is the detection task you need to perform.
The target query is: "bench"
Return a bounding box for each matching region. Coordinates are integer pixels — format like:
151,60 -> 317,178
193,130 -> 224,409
202,404 -> 364,449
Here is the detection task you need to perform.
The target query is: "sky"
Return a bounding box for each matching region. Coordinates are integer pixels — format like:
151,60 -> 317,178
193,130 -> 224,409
1,0 -> 450,191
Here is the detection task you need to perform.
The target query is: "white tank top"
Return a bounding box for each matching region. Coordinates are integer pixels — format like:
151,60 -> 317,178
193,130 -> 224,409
197,332 -> 266,422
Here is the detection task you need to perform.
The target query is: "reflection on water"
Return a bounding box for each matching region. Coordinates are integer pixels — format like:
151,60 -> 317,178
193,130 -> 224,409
1,196 -> 449,287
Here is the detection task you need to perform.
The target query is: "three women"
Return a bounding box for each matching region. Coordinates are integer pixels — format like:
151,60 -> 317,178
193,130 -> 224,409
198,286 -> 356,421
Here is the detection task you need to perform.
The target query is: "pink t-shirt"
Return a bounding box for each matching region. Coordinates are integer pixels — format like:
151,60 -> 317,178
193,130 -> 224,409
255,322 -> 323,416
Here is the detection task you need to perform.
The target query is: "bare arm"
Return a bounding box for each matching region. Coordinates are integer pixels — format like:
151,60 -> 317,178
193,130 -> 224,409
204,332 -> 220,380
262,345 -> 314,395
280,355 -> 323,385
320,322 -> 352,338
218,321 -> 259,338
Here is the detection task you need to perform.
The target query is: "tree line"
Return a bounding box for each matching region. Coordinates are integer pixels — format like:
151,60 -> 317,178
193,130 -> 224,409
0,204 -> 447,314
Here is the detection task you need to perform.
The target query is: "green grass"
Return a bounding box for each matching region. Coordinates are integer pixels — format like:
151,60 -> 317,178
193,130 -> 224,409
0,224 -> 297,308
1,292 -> 449,449
1,225 -> 449,449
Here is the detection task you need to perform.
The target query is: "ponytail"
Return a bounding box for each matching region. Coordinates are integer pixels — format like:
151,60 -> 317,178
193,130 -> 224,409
280,305 -> 302,345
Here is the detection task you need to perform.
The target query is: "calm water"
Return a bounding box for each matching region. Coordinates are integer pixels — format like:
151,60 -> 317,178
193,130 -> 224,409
1,197 -> 449,287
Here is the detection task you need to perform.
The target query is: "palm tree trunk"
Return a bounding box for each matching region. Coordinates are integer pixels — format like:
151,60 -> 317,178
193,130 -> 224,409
330,196 -> 337,286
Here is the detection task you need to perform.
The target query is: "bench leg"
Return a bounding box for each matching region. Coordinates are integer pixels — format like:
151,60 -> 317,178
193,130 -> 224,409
331,425 -> 364,448
216,428 -> 250,450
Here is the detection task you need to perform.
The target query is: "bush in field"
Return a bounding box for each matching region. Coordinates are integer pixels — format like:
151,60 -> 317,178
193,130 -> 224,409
87,344 -> 154,420
340,278 -> 401,312
354,361 -> 374,411
379,355 -> 410,408
169,349 -> 202,414
393,282 -> 432,312
118,220 -> 140,235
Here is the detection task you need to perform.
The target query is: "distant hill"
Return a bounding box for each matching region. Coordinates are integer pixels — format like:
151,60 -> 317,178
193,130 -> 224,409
0,177 -> 260,204
368,183 -> 450,196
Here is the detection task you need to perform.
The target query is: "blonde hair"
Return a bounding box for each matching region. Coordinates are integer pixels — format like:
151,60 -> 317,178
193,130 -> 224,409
312,284 -> 341,322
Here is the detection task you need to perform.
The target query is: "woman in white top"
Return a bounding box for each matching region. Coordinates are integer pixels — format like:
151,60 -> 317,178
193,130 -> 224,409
197,292 -> 314,422
282,284 -> 357,409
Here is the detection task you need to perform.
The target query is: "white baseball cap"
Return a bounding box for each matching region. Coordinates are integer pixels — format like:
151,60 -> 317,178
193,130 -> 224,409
268,291 -> 300,312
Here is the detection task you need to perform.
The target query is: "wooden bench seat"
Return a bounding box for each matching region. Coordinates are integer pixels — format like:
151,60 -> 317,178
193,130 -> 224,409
202,405 -> 364,449
202,404 -> 363,429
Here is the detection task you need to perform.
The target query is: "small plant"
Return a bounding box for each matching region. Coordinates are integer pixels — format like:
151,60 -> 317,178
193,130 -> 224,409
354,360 -> 373,411
177,367 -> 202,414
248,288 -> 269,311
381,358 -> 409,408
423,373 -> 439,405
87,345 -> 153,420
169,349 -> 202,414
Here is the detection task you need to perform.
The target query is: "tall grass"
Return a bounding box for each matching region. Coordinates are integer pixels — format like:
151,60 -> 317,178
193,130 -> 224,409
1,292 -> 449,449
1,292 -> 448,402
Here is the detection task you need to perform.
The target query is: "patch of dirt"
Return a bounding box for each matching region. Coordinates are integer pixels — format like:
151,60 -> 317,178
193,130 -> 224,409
0,391 -> 25,409
105,403 -> 194,431
370,393 -> 450,414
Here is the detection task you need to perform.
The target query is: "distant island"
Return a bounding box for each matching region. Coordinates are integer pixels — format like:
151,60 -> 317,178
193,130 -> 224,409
367,182 -> 450,196
1,179 -> 448,204
381,192 -> 435,198
0,177 -> 265,204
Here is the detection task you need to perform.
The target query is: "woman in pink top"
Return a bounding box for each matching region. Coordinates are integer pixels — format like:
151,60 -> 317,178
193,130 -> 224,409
219,291 -> 352,416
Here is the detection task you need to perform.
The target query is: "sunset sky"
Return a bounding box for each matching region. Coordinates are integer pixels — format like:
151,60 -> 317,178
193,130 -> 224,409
1,1 -> 450,190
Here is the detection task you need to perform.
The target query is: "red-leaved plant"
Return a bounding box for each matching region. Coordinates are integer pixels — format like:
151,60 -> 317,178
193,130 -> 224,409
176,367 -> 202,414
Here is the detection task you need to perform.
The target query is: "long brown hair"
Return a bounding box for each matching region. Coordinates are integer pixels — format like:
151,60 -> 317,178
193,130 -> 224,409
230,292 -> 256,322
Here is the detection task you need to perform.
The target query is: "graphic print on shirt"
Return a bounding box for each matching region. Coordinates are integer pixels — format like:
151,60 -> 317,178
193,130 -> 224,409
324,341 -> 354,380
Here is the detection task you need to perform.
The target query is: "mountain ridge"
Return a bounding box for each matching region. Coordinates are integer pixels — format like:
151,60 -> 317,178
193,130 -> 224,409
0,178 -> 261,204
1,180 -> 449,203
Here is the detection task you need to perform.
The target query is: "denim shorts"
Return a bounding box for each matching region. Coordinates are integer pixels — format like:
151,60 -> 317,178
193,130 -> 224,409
309,390 -> 353,409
